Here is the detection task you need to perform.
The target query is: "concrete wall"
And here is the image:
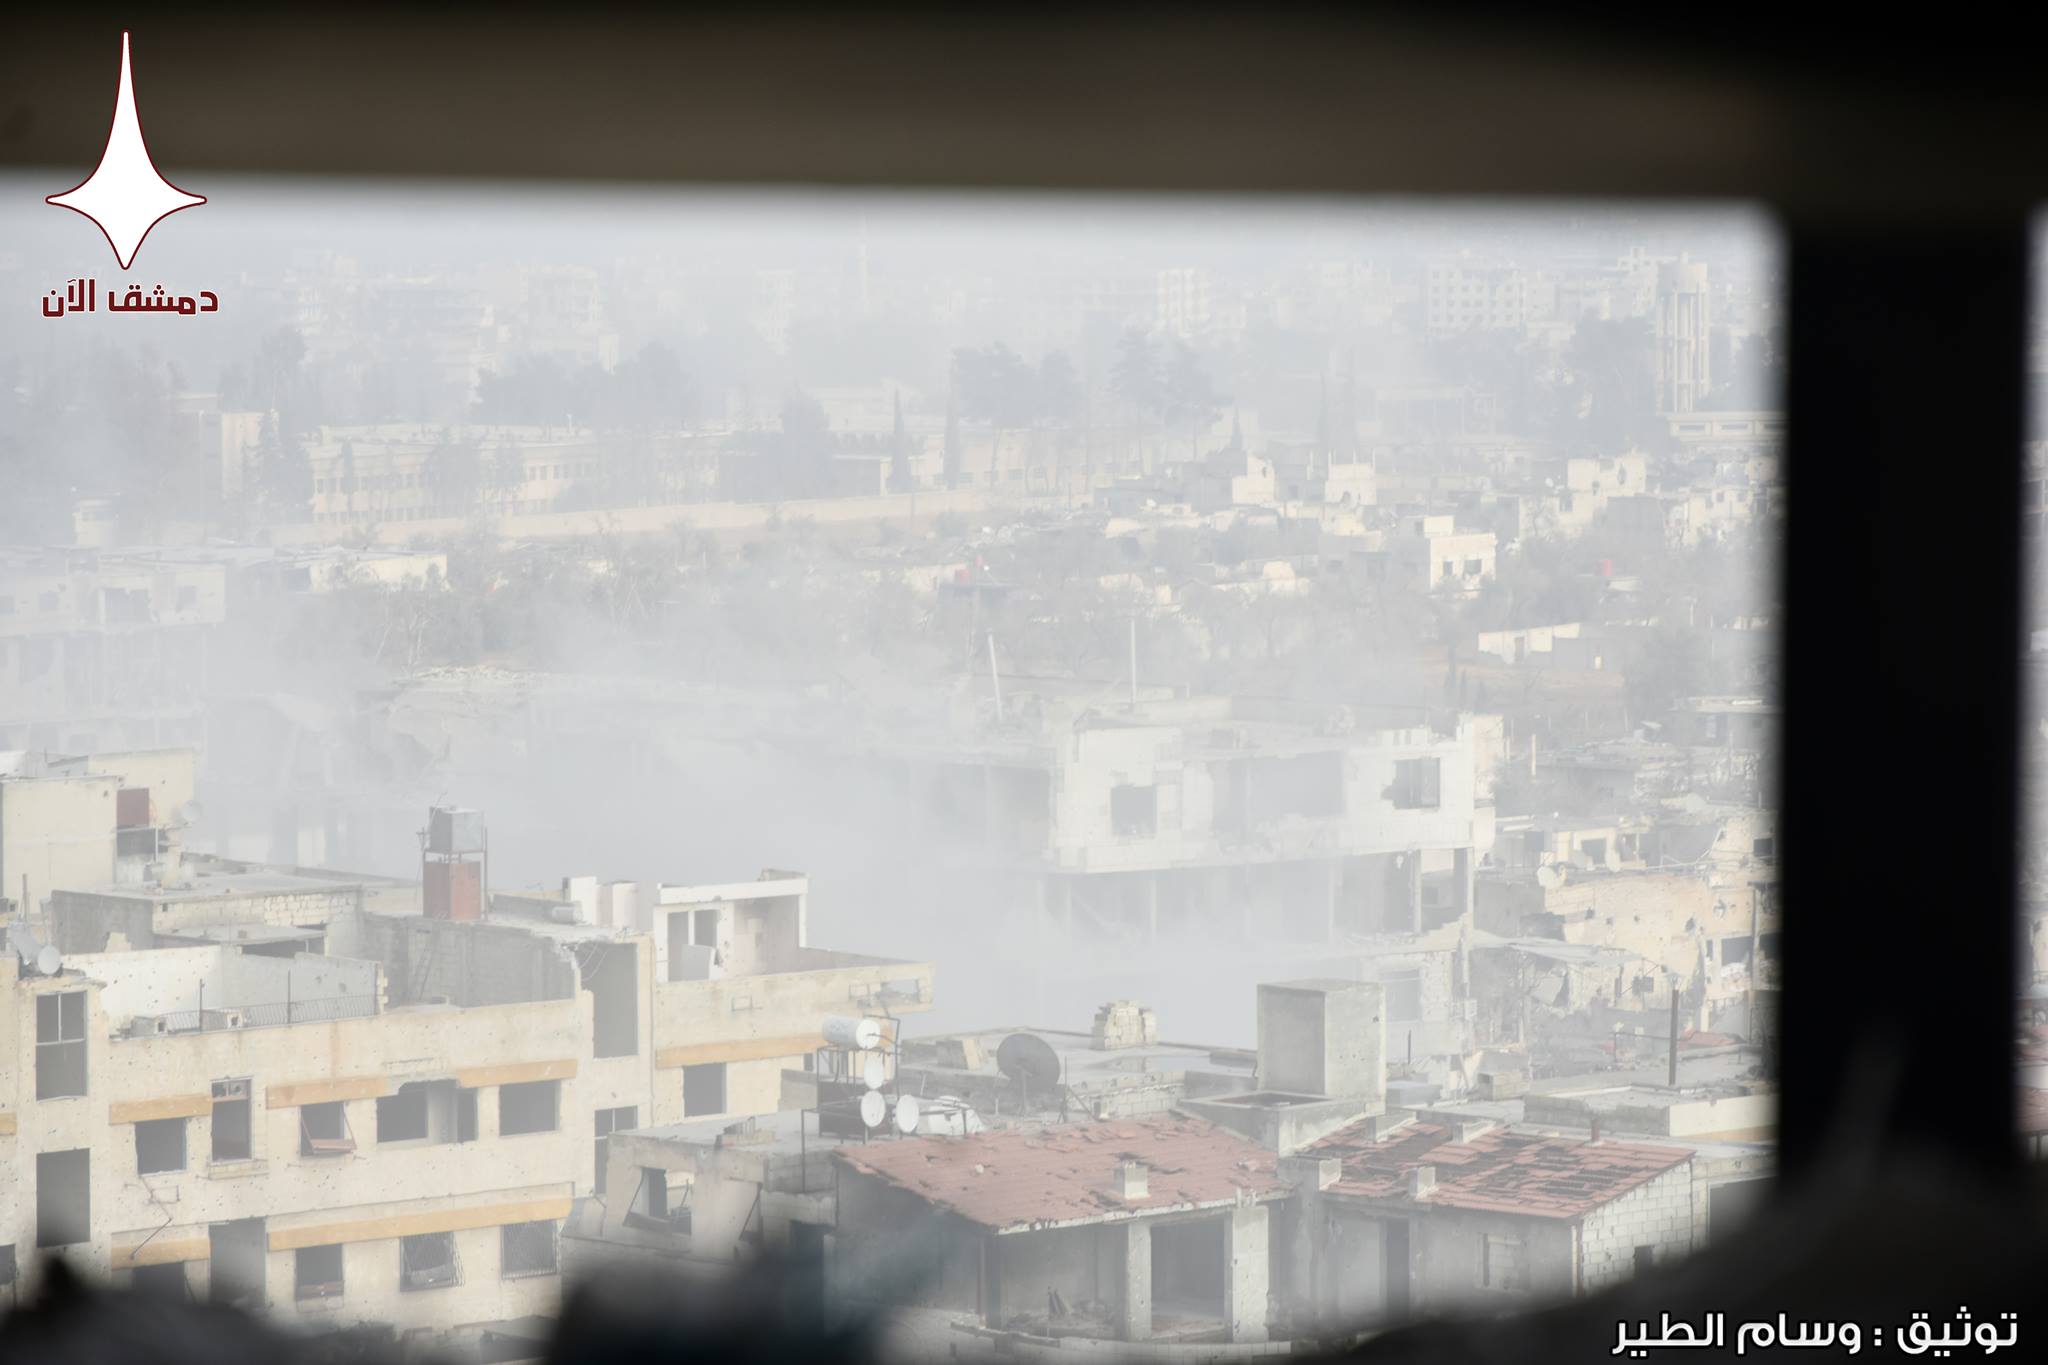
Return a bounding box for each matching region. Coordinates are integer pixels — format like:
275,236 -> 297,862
1407,1205 -> 1576,1314
0,774 -> 118,915
1578,1163 -> 1695,1291
69,946 -> 380,1023
1255,981 -> 1384,1103
1046,714 -> 1479,876
331,911 -> 577,1007
50,883 -> 368,954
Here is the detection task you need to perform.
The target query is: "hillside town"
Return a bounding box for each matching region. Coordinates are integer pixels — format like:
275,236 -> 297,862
0,199 -> 1815,1359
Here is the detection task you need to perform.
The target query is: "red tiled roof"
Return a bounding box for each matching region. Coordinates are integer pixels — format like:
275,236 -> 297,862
1300,1120 -> 1690,1220
833,1114 -> 1285,1233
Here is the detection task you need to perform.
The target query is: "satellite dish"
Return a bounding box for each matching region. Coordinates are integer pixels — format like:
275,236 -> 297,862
862,1053 -> 888,1091
995,1032 -> 1063,1092
894,1095 -> 921,1135
175,799 -> 204,826
1536,863 -> 1565,890
36,944 -> 61,976
859,1091 -> 887,1129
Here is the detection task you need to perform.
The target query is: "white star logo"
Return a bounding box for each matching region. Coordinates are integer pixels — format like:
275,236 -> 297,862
46,31 -> 205,270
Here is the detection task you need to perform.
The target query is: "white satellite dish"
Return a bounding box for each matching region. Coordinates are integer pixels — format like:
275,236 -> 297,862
859,1090 -> 887,1129
1536,863 -> 1565,890
36,944 -> 61,976
175,799 -> 204,826
894,1094 -> 921,1135
862,1053 -> 888,1090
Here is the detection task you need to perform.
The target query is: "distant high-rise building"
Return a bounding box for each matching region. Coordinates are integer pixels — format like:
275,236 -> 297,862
1656,257 -> 1712,413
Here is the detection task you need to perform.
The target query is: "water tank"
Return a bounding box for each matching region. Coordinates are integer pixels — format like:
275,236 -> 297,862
427,807 -> 486,855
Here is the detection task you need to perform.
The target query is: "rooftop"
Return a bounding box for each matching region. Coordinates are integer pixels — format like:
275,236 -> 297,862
834,1113 -> 1284,1233
1301,1118 -> 1690,1219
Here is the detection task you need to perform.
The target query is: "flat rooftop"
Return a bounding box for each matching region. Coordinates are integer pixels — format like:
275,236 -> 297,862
900,1027 -> 1252,1092
65,868 -> 366,904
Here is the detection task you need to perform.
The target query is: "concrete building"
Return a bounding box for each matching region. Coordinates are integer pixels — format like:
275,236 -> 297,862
890,692 -> 1487,949
1424,260 -> 1530,337
1388,515 -> 1496,596
1285,1115 -> 1693,1330
833,1113 -> 1287,1343
1654,259 -> 1711,414
1,819 -> 933,1349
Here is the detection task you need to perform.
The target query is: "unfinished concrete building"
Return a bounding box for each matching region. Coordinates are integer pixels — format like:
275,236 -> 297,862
890,692 -> 1488,948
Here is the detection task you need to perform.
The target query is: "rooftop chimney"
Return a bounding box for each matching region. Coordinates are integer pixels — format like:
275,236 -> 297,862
1590,1116 -> 1603,1144
1113,1159 -> 1149,1201
1405,1165 -> 1437,1198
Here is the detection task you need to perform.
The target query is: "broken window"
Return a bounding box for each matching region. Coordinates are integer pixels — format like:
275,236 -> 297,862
136,1117 -> 187,1174
1482,1234 -> 1526,1291
693,908 -> 719,947
584,944 -> 639,1060
1752,837 -> 1775,859
399,1232 -> 460,1292
300,1101 -> 355,1157
683,1063 -> 727,1117
624,1167 -> 690,1234
131,1262 -> 189,1299
1390,758 -> 1442,810
1110,783 -> 1158,838
500,1080 -> 560,1136
382,1088 -> 434,1146
35,991 -> 88,1100
594,1106 -> 638,1195
378,1080 -> 461,1143
211,1080 -> 253,1162
296,1244 -> 344,1300
1464,557 -> 1484,576
500,1221 -> 558,1277
35,1149 -> 90,1247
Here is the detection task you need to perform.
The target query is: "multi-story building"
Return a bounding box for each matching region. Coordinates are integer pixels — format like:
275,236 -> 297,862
1655,258 -> 1712,414
0,775 -> 933,1347
1424,259 -> 1530,336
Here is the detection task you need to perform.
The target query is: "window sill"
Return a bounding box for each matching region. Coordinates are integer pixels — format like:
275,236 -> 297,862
206,1158 -> 267,1179
501,1267 -> 559,1281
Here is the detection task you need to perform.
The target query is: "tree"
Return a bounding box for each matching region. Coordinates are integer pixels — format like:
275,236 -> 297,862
1162,343 -> 1225,460
1554,317 -> 1664,455
1111,329 -> 1164,418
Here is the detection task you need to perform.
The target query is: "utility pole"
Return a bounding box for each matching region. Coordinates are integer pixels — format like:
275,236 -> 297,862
1667,982 -> 1681,1088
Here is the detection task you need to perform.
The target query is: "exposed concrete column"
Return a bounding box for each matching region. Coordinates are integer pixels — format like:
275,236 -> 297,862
1111,1221 -> 1151,1341
1224,1203 -> 1271,1343
1405,851 -> 1422,933
1325,859 -> 1341,942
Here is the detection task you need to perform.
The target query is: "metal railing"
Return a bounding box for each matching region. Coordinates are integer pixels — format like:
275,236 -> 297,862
143,995 -> 378,1035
